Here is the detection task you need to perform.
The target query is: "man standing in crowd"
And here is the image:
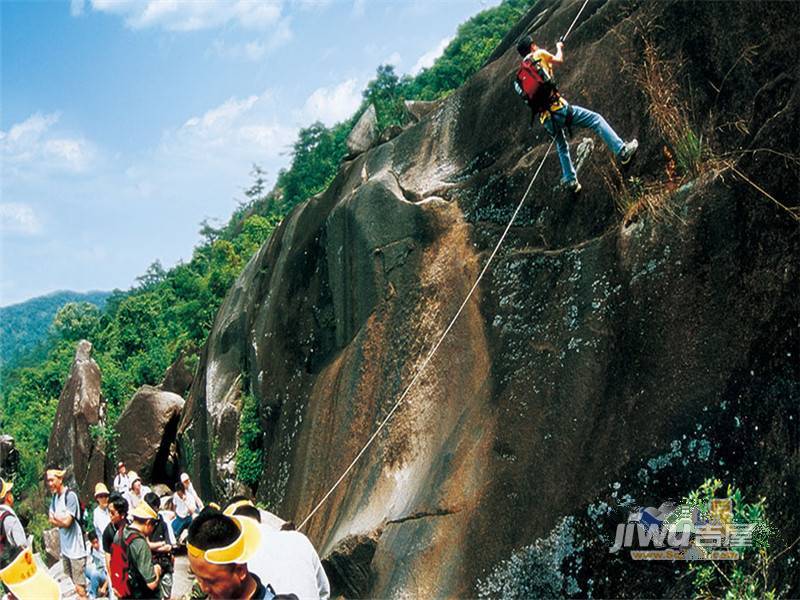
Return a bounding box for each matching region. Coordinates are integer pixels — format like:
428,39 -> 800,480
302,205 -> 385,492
0,477 -> 27,549
46,466 -> 88,599
93,483 -> 111,542
187,507 -> 297,600
102,493 -> 128,600
226,499 -> 330,599
109,500 -> 161,598
144,492 -> 174,599
113,462 -> 131,495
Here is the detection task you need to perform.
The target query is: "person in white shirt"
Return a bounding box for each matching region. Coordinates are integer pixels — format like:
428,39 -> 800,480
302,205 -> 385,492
0,478 -> 27,549
113,462 -> 131,495
171,481 -> 196,539
180,473 -> 204,513
124,471 -> 151,511
226,499 -> 330,600
92,482 -> 111,542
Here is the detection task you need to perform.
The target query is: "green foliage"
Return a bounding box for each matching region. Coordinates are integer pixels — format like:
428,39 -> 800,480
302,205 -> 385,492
675,129 -> 704,177
235,393 -> 264,490
50,302 -> 102,342
0,291 -> 111,369
1,0 -> 533,512
685,478 -> 778,600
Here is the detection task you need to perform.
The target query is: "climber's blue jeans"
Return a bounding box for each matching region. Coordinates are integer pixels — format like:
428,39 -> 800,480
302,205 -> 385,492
542,103 -> 625,184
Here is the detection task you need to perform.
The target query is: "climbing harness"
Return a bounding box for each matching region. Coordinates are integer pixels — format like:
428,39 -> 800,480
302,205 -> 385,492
297,0 -> 593,532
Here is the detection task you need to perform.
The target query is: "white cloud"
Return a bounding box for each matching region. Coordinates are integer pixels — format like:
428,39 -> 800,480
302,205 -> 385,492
0,203 -> 43,236
383,52 -> 402,68
410,35 -> 453,75
1,113 -> 96,175
70,0 -> 86,16
160,91 -> 296,164
297,79 -> 362,127
209,18 -> 293,62
87,0 -> 284,31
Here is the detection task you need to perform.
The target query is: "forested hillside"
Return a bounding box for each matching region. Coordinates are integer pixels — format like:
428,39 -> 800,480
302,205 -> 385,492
0,0 -> 534,518
0,290 -> 111,368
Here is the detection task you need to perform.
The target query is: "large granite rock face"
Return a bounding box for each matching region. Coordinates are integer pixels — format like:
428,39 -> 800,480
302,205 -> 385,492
182,1 -> 799,597
116,386 -> 184,484
346,104 -> 379,157
45,340 -> 107,499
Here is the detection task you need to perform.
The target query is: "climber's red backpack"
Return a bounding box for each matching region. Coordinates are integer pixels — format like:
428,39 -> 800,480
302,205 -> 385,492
514,58 -> 559,113
109,527 -> 147,598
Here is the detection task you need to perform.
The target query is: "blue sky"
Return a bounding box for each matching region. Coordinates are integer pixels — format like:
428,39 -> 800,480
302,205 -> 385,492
1,0 -> 499,307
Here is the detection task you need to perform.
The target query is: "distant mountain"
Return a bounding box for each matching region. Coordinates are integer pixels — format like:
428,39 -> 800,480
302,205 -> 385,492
0,290 -> 112,368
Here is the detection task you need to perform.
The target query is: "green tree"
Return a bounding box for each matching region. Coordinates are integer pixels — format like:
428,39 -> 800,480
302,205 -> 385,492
50,302 -> 102,342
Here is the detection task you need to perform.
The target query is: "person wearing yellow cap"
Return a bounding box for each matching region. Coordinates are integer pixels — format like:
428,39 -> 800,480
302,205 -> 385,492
92,483 -> 111,544
0,545 -> 60,600
187,508 -> 297,600
0,477 -> 28,550
225,498 -> 330,600
109,500 -> 161,598
46,465 -> 88,600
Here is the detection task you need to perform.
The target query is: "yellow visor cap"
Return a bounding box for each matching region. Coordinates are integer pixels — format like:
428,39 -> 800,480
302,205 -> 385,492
0,547 -> 61,600
187,515 -> 261,565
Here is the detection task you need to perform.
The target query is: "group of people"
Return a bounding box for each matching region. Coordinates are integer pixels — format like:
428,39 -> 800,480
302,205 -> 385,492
0,463 -> 329,600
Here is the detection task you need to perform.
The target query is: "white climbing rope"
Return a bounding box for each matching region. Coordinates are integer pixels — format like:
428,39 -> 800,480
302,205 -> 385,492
298,0 -> 594,532
561,0 -> 592,43
298,139 -> 554,531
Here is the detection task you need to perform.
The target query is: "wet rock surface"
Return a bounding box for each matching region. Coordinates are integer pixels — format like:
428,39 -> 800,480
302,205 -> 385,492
181,1 -> 799,596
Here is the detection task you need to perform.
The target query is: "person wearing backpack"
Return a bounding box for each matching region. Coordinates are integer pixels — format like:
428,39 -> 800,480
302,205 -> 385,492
109,500 -> 161,599
515,34 -> 638,194
47,466 -> 88,599
103,493 -> 129,600
0,478 -> 27,552
143,492 -> 174,599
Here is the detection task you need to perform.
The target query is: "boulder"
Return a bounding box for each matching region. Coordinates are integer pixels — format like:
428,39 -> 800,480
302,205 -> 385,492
403,100 -> 438,123
159,352 -> 194,397
116,386 -> 184,484
44,340 -> 107,499
182,1 -> 800,597
322,533 -> 380,599
346,104 -> 378,156
43,528 -> 61,566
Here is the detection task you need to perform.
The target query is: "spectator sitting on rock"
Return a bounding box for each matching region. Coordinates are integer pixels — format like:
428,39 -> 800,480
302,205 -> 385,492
144,492 -> 174,600
0,477 -> 28,550
181,473 -> 204,513
47,465 -> 88,599
113,462 -> 131,495
125,472 -> 151,511
187,507 -> 297,600
226,498 -> 330,600
172,477 -> 200,542
85,531 -> 108,600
